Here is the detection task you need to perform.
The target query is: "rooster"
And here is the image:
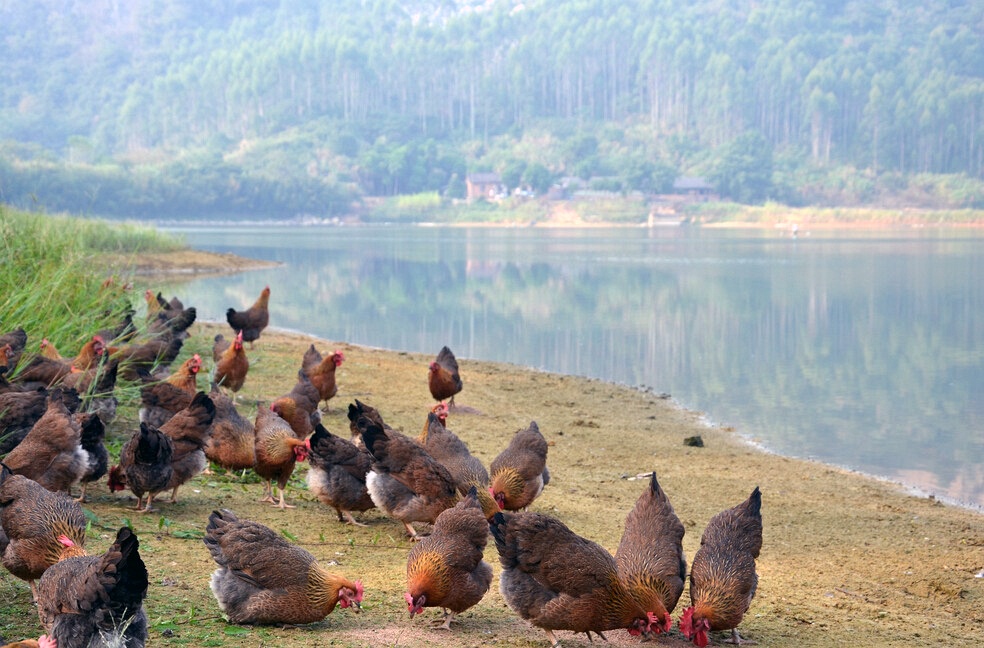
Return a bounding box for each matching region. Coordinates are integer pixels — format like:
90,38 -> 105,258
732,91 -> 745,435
405,486 -> 493,629
212,332 -> 249,394
0,465 -> 87,599
203,508 -> 363,624
305,423 -> 375,526
490,510 -> 663,646
615,472 -> 687,636
679,487 -> 763,647
301,345 -> 344,410
360,418 -> 459,540
226,285 -> 270,348
489,421 -> 550,511
253,405 -> 308,509
107,423 -> 174,513
428,346 -> 462,407
35,526 -> 148,648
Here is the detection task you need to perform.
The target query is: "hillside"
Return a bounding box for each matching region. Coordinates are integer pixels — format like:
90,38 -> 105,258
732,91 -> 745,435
0,0 -> 982,218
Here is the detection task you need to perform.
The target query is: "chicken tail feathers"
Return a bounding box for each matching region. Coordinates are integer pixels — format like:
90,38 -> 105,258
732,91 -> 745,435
103,527 -> 149,615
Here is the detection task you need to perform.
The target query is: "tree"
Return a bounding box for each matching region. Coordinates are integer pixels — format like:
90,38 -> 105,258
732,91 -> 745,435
708,131 -> 774,203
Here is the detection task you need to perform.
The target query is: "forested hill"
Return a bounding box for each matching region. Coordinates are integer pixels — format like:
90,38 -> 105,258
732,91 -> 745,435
1,0 -> 982,218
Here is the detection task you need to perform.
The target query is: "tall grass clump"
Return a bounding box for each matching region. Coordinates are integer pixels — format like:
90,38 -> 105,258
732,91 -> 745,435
0,205 -> 182,355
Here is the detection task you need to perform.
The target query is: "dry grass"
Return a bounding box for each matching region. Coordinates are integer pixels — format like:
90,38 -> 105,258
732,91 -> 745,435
2,321 -> 983,647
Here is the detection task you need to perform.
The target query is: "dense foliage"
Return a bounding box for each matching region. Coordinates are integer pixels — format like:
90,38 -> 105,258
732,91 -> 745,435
1,0 -> 982,216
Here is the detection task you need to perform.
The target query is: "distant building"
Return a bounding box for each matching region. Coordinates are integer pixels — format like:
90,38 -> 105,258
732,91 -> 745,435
672,176 -> 716,201
465,173 -> 505,201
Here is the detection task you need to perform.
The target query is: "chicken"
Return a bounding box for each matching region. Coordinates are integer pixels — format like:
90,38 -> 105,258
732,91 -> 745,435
0,465 -> 87,599
16,336 -> 106,385
428,345 -> 462,407
305,423 -> 375,526
490,510 -> 663,647
301,345 -> 344,410
360,418 -> 459,540
405,486 -> 493,629
489,421 -> 551,511
160,391 -> 216,504
61,357 -> 119,424
679,487 -> 763,647
107,423 -> 174,513
0,388 -> 81,455
419,411 -> 489,495
3,392 -> 88,493
73,413 -> 108,503
35,526 -> 148,648
203,385 -> 256,473
253,405 -> 309,509
111,331 -> 185,381
614,472 -> 686,636
137,354 -> 202,428
417,402 -> 448,442
0,344 -> 17,373
0,327 -> 28,373
212,331 -> 249,394
346,399 -> 394,446
145,292 -> 196,340
143,289 -> 164,320
203,508 -> 363,625
270,370 -> 321,439
226,285 -> 270,348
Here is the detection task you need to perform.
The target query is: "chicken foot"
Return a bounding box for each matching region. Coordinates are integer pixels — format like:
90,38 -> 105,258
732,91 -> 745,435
724,629 -> 756,645
430,609 -> 456,630
258,480 -> 275,504
336,509 -> 368,526
273,486 -> 295,510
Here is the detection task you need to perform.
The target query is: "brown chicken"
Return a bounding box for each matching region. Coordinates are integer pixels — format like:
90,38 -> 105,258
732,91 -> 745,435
3,392 -> 88,493
305,423 -> 375,526
489,421 -> 551,511
60,357 -> 119,424
137,353 -> 202,428
428,346 -> 462,406
301,345 -> 344,409
679,487 -> 762,647
253,405 -> 309,509
107,423 -> 174,513
226,285 -> 270,348
203,385 -> 256,473
35,526 -> 148,648
346,399 -> 394,446
213,331 -> 249,394
360,418 -> 459,539
0,388 -> 81,455
16,335 -> 106,385
203,508 -> 363,625
490,510 -> 663,647
405,486 -> 493,629
160,391 -> 216,504
270,370 -> 321,439
111,330 -> 185,381
0,465 -> 87,599
0,327 -> 28,373
417,402 -> 448,442
419,411 -> 489,494
615,472 -> 687,636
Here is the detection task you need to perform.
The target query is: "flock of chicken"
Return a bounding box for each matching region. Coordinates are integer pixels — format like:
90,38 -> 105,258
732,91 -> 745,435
0,285 -> 763,648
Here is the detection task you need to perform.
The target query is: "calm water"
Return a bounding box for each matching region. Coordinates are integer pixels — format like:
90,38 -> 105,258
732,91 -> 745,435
159,224 -> 984,510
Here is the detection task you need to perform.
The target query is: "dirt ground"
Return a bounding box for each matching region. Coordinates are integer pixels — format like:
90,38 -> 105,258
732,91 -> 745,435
2,265 -> 983,647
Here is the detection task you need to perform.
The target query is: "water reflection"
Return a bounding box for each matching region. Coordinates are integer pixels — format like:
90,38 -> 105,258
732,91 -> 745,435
161,225 -> 984,509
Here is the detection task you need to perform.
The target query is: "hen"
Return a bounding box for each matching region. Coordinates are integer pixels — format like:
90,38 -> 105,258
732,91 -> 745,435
305,423 -> 375,526
107,423 -> 174,513
0,388 -> 80,455
301,345 -> 344,410
489,421 -> 551,511
361,418 -> 459,540
17,336 -> 106,385
212,332 -> 249,394
271,370 -> 321,439
203,385 -> 256,473
419,411 -> 489,495
614,472 -> 686,636
0,327 -> 28,373
203,508 -> 363,624
226,285 -> 270,348
428,346 -> 462,407
160,391 -> 216,504
490,510 -> 662,647
346,399 -> 394,446
405,486 -> 493,629
0,465 -> 87,598
137,354 -> 202,428
111,331 -> 185,381
35,526 -> 148,648
74,413 -> 108,503
61,357 -> 120,424
3,392 -> 88,493
253,405 -> 308,509
679,486 -> 763,647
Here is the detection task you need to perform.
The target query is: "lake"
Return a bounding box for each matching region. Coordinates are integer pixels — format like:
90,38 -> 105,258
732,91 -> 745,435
158,224 -> 984,510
